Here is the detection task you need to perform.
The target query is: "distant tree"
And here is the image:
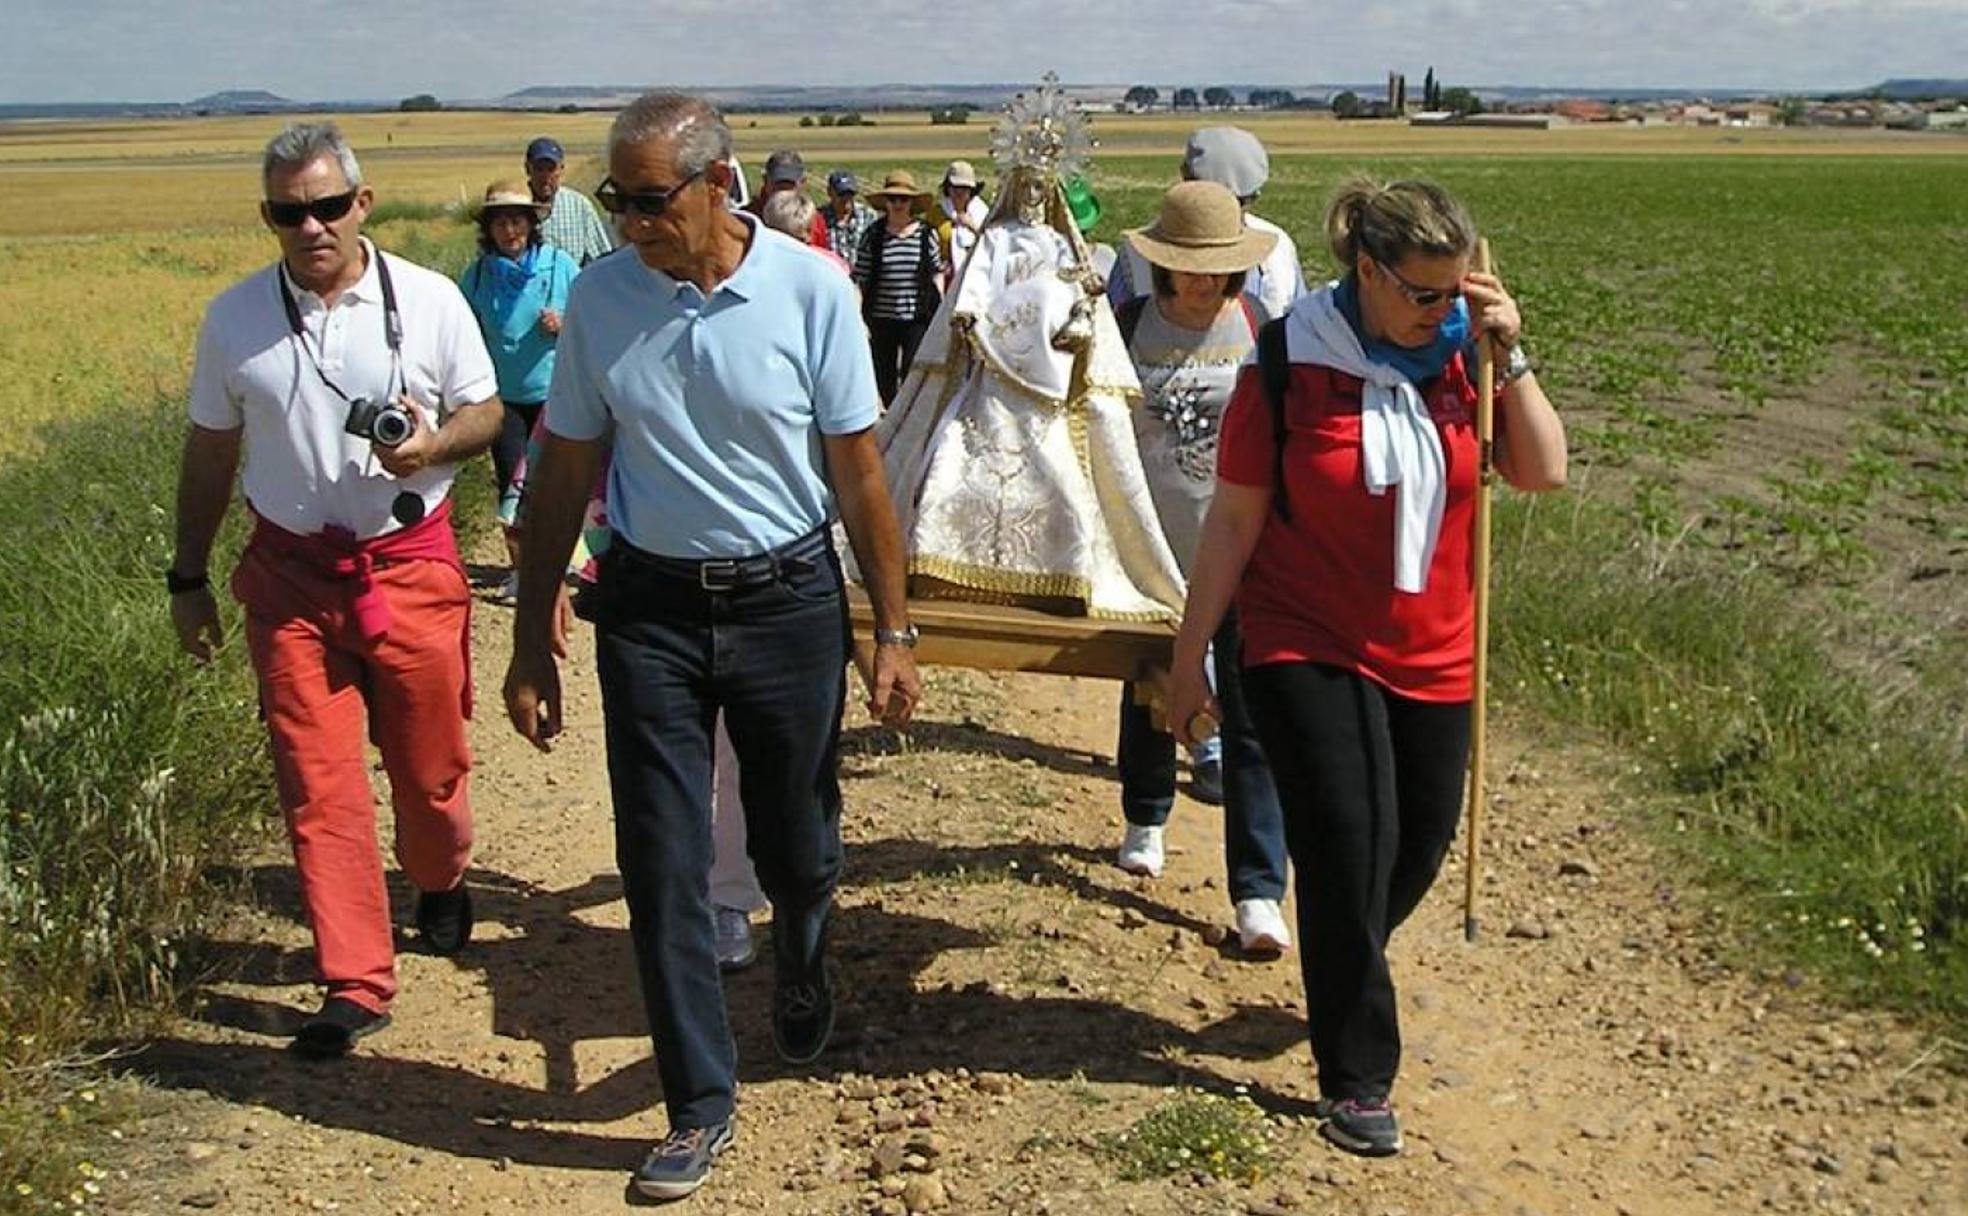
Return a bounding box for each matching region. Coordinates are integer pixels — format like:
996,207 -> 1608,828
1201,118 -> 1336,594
929,105 -> 972,125
1203,86 -> 1235,109
1440,87 -> 1483,116
816,113 -> 836,127
397,93 -> 441,112
1123,85 -> 1159,110
1173,87 -> 1201,111
1776,96 -> 1808,126
557,103 -> 580,114
1332,90 -> 1362,118
1423,67 -> 1439,110
836,111 -> 866,127
799,114 -> 815,128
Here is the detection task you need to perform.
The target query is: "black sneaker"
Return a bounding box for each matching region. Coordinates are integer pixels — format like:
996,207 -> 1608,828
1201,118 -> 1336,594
1317,1096 -> 1403,1157
772,966 -> 835,1065
632,1119 -> 734,1200
415,883 -> 473,956
291,997 -> 391,1060
1190,757 -> 1225,805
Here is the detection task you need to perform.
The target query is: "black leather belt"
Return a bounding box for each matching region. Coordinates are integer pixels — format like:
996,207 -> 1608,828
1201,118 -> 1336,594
612,527 -> 832,592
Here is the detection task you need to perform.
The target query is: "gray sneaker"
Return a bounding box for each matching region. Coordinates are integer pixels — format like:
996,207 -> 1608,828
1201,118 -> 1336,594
633,1119 -> 734,1200
1317,1096 -> 1402,1157
713,905 -> 756,973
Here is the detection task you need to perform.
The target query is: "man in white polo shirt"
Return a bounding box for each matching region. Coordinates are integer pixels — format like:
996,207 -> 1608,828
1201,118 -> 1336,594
169,122 -> 503,1060
503,92 -> 920,1202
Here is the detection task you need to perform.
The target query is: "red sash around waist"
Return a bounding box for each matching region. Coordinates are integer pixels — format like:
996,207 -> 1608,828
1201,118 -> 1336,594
245,502 -> 463,643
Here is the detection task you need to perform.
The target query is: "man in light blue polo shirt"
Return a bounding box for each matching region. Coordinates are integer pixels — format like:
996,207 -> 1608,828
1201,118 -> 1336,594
502,92 -> 920,1204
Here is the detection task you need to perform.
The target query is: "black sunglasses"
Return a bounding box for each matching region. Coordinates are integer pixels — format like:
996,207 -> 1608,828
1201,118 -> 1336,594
264,189 -> 360,228
1376,259 -> 1463,309
595,172 -> 704,218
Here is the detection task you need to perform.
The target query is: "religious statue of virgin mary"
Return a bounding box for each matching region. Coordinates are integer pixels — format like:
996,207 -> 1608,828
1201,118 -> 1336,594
875,77 -> 1186,622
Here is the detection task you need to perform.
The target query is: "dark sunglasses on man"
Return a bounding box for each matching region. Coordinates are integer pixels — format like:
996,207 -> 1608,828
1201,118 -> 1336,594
264,189 -> 361,228
595,172 -> 704,219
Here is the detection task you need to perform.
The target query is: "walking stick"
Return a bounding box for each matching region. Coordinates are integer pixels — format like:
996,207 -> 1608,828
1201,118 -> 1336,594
1463,238 -> 1497,943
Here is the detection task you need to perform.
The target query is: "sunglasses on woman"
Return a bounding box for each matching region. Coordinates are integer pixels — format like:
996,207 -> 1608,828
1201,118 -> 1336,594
1376,259 -> 1463,309
264,189 -> 359,227
595,172 -> 703,218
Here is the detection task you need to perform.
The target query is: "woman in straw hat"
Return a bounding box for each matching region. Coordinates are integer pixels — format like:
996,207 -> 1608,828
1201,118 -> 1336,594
1110,181 -> 1292,962
935,159 -> 989,282
458,180 -> 581,600
1165,175 -> 1566,1158
852,169 -> 944,404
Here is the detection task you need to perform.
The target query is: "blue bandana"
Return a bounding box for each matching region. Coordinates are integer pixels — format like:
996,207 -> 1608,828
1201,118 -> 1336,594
485,245 -> 539,316
1334,274 -> 1470,384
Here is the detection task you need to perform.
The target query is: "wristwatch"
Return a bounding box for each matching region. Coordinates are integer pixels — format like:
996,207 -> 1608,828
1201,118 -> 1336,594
1498,344 -> 1534,388
874,623 -> 920,648
165,568 -> 209,595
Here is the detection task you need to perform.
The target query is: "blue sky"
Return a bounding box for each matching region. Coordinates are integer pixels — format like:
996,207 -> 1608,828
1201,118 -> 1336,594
6,0 -> 1964,102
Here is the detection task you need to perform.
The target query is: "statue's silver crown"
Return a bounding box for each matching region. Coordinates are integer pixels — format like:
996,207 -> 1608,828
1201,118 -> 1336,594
989,73 -> 1095,181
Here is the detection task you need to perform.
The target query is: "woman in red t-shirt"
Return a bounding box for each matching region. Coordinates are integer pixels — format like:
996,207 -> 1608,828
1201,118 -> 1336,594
1166,176 -> 1567,1158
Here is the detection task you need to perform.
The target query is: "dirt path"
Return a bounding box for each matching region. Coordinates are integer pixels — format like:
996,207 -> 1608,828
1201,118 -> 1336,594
106,579 -> 1964,1216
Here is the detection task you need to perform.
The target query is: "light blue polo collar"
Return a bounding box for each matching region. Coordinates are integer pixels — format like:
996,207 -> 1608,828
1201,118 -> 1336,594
638,212 -> 768,304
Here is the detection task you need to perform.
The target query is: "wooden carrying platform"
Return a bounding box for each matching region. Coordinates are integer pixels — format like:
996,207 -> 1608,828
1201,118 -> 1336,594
845,588 -> 1175,686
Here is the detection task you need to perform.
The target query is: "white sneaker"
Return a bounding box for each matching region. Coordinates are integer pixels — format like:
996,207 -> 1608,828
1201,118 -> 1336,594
1235,899 -> 1291,956
713,905 -> 756,972
1116,824 -> 1165,878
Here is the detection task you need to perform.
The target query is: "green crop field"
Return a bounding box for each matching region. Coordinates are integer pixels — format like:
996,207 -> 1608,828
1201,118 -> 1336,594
2,108 -> 1966,1210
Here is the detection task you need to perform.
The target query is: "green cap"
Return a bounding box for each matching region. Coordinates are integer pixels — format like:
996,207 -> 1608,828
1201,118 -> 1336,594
1064,176 -> 1101,233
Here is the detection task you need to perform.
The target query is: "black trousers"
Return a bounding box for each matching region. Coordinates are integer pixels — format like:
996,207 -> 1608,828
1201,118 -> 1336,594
491,399 -> 544,503
589,532 -> 849,1130
867,316 -> 930,405
1242,661 -> 1470,1101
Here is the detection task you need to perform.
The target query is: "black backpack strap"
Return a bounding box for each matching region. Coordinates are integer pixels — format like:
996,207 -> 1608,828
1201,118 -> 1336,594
1115,294 -> 1149,348
1238,294 -> 1260,338
1256,316 -> 1292,521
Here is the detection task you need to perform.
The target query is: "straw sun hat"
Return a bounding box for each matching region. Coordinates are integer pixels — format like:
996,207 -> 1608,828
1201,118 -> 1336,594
470,179 -> 548,220
869,169 -> 934,205
1125,180 -> 1276,275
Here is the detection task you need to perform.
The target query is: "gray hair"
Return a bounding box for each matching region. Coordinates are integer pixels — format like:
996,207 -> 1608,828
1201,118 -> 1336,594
759,190 -> 818,242
609,92 -> 732,178
262,121 -> 363,187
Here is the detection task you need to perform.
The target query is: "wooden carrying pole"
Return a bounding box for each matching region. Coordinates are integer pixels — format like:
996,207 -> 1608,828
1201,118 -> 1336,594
1464,238 -> 1497,943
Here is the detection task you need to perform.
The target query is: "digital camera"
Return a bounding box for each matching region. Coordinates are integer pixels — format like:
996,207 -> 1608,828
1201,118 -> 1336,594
343,397 -> 415,448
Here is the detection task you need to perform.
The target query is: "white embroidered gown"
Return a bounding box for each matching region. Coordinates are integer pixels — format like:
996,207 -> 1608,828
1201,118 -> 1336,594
876,184 -> 1186,622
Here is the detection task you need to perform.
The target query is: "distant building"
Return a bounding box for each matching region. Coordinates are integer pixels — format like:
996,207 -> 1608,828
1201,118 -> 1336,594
1409,112 -> 1566,130
1805,101 -> 1882,127
1723,102 -> 1778,127
1553,99 -> 1612,123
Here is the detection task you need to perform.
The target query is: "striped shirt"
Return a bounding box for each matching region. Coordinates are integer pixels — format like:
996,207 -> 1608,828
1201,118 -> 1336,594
854,222 -> 942,321
539,188 -> 616,267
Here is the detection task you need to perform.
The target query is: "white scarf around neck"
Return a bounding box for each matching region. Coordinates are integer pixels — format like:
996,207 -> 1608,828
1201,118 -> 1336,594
1283,286 -> 1446,594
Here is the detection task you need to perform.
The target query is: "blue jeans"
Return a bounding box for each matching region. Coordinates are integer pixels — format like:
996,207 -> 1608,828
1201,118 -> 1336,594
589,530 -> 848,1130
1117,610 -> 1288,902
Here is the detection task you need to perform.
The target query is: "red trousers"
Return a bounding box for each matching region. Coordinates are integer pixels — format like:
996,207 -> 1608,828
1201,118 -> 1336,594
233,543 -> 474,1014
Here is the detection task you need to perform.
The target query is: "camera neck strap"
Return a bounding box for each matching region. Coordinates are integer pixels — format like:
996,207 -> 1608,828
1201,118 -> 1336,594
276,241 -> 404,409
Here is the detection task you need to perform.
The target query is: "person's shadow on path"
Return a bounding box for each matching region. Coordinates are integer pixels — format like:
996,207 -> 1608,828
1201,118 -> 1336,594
132,836 -> 1310,1172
